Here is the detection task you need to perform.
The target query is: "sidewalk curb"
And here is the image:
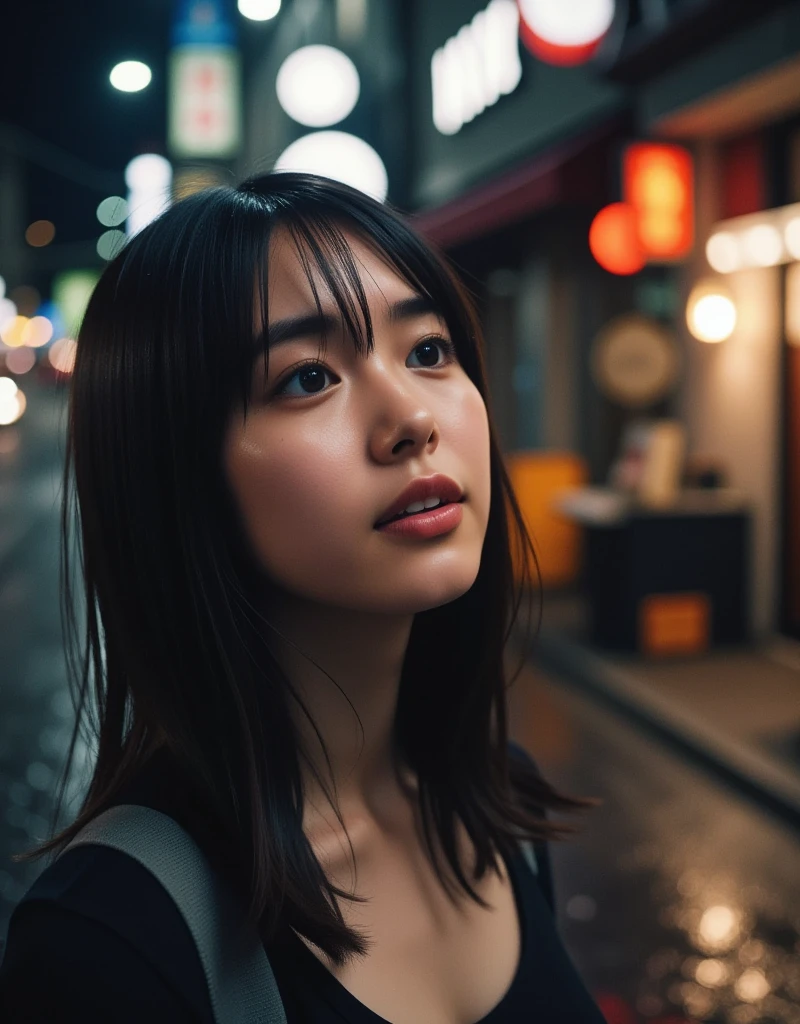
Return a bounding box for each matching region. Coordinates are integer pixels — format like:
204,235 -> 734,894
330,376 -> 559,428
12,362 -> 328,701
527,628 -> 800,829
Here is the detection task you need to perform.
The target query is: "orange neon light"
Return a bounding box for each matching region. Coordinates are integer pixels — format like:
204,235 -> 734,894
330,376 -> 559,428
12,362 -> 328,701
623,143 -> 694,261
589,203 -> 645,276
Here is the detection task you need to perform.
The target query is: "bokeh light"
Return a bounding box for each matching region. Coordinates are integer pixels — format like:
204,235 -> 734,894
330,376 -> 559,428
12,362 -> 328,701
742,223 -> 783,266
276,46 -> 360,127
0,383 -> 26,425
96,196 -> 129,227
22,315 -> 53,348
733,967 -> 770,1002
518,0 -> 615,65
274,132 -> 387,201
238,0 -> 280,20
694,958 -> 730,988
110,60 -> 152,92
48,338 -> 77,374
623,143 -> 693,260
0,276 -> 5,300
125,153 -> 172,191
125,154 -> 172,236
696,904 -> 741,952
1,316 -> 29,348
25,220 -> 55,247
588,203 -> 645,275
688,288 -> 737,344
5,347 -> 36,375
706,231 -> 740,273
97,230 -> 127,261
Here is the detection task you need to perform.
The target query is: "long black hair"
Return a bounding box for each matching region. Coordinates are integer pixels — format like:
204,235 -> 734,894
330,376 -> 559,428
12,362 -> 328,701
14,172 -> 599,967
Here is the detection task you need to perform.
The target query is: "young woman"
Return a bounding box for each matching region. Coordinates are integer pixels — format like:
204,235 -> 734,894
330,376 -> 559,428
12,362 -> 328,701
0,172 -> 604,1022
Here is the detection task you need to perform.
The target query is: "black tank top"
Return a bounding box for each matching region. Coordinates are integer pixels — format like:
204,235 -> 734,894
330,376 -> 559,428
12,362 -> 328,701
265,839 -> 606,1022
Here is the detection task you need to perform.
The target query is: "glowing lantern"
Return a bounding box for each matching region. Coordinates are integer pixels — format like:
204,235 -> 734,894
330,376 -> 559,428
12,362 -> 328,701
517,0 -> 615,66
686,280 -> 736,343
623,143 -> 694,261
589,203 -> 645,276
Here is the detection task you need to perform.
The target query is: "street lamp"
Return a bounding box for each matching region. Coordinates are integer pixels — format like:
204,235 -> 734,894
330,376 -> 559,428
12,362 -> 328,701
110,60 -> 152,92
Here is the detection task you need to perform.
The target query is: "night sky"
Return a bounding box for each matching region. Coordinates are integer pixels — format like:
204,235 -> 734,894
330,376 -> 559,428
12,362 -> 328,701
4,0 -> 173,245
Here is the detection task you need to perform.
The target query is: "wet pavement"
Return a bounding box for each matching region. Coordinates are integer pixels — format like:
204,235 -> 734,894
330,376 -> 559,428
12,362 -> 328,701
507,647 -> 800,1023
1,378 -> 800,1023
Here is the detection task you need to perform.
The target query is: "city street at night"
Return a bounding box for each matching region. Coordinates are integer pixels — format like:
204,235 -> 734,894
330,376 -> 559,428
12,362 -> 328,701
3,2 -> 800,1021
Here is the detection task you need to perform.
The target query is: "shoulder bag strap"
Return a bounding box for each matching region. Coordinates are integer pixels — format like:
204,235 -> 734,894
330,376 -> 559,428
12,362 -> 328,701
63,804 -> 286,1024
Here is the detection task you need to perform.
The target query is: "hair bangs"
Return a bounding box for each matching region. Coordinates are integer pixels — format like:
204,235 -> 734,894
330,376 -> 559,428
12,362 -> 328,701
245,203 -> 468,428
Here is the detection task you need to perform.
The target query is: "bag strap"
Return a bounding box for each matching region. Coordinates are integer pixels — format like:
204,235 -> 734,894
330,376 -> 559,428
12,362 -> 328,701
63,804 -> 286,1024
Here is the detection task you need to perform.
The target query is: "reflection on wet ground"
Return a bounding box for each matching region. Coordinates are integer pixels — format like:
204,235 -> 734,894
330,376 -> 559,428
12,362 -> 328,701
507,644 -> 800,1024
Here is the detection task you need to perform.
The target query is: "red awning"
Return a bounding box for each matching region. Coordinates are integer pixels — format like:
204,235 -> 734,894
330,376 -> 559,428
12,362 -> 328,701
411,114 -> 628,249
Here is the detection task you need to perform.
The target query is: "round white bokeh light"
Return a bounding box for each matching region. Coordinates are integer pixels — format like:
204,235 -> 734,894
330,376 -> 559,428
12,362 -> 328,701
276,46 -> 360,128
110,61 -> 152,93
706,232 -> 740,274
742,224 -> 783,267
274,132 -> 388,202
518,0 -> 615,46
687,284 -> 737,344
125,154 -> 173,237
238,0 -> 280,20
125,154 -> 172,191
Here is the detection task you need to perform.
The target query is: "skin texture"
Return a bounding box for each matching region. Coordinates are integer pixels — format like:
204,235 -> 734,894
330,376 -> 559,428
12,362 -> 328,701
222,225 -> 492,844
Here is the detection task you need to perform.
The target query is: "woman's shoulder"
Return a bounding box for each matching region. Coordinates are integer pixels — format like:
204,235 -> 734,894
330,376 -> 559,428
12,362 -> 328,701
0,763 -> 215,1024
0,862 -> 207,1022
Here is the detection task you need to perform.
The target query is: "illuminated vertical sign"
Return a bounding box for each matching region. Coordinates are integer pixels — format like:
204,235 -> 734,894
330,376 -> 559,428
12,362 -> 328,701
168,0 -> 242,159
623,142 -> 694,261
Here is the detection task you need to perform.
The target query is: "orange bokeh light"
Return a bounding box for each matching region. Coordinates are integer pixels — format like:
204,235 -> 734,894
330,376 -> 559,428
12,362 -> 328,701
25,220 -> 56,247
623,143 -> 694,260
589,203 -> 646,276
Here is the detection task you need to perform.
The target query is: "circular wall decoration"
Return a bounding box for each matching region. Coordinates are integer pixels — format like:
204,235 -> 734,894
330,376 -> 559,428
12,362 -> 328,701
590,313 -> 681,409
517,0 -> 615,66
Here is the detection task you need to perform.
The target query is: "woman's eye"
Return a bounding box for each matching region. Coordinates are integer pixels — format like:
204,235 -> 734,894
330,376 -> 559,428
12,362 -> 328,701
272,336 -> 457,399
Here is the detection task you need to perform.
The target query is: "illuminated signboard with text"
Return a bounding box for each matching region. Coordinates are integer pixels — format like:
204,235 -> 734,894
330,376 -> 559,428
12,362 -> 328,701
431,0 -> 522,136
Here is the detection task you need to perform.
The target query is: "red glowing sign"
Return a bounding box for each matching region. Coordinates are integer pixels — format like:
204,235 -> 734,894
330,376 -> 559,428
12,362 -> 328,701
623,143 -> 694,261
517,0 -> 615,66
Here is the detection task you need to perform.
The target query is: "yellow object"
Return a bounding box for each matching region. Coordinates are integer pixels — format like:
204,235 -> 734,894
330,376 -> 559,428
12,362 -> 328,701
504,451 -> 587,588
639,592 -> 710,656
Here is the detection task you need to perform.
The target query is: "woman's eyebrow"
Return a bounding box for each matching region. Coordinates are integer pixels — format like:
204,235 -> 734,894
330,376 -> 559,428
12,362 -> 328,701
265,294 -> 443,350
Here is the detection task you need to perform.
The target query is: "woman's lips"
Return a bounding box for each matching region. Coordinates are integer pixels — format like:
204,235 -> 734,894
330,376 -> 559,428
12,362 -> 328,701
374,499 -> 464,539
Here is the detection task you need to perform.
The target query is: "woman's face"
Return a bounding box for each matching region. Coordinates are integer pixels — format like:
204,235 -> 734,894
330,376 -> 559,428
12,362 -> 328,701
223,226 -> 492,617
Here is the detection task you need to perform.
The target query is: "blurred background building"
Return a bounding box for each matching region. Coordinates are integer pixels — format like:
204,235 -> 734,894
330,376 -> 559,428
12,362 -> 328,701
3,2 -> 800,1022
